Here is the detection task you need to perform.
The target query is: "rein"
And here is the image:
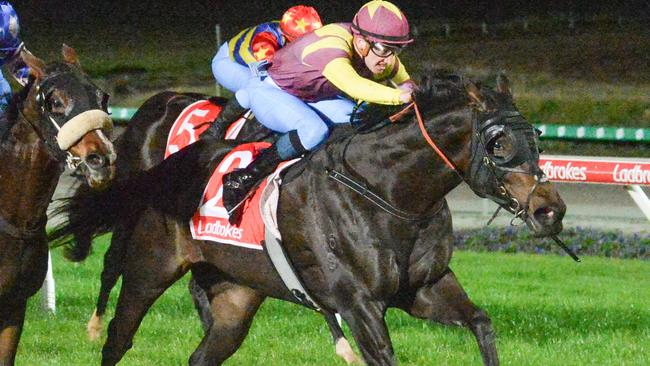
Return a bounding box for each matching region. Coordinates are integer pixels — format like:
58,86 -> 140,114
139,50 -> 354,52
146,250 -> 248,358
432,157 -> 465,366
329,100 -> 579,260
326,102 -> 456,222
327,169 -> 444,221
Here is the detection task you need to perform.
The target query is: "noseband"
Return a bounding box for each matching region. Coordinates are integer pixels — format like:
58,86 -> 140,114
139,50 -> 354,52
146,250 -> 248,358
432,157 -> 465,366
23,71 -> 111,169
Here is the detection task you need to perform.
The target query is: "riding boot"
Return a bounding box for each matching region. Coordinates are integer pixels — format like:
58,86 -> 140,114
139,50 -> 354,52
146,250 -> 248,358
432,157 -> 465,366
222,144 -> 284,218
200,98 -> 246,140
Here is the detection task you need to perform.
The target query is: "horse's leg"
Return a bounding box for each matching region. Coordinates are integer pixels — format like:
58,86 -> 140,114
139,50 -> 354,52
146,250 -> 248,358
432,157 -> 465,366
188,280 -> 264,366
88,226 -> 129,341
188,275 -> 213,332
189,274 -> 360,364
340,299 -> 396,365
409,268 -> 499,366
0,300 -> 26,366
323,312 -> 361,365
100,217 -> 189,366
101,262 -> 186,366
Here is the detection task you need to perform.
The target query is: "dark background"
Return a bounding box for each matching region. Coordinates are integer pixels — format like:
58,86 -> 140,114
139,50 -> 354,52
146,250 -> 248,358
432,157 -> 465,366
15,1 -> 650,37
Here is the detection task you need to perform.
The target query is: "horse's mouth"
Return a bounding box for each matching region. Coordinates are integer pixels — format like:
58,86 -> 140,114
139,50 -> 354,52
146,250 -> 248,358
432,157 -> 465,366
526,206 -> 564,237
73,162 -> 116,191
87,168 -> 116,190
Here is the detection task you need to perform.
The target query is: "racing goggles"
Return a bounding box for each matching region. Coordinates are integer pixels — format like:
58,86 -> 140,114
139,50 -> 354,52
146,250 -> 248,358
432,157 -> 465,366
368,41 -> 405,58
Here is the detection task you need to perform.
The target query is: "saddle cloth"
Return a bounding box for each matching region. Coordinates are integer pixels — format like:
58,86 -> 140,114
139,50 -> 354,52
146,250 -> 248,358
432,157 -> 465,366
166,102 -> 322,308
189,143 -> 299,248
164,99 -> 247,158
165,100 -> 298,248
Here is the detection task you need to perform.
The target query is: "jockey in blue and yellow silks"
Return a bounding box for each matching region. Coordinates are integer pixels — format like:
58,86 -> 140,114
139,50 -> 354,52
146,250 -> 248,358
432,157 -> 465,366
226,22 -> 286,72
0,1 -> 30,138
221,1 -> 416,219
203,5 -> 322,139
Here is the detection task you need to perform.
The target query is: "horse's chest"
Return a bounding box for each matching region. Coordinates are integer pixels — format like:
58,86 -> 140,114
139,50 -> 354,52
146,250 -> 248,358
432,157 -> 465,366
0,237 -> 48,299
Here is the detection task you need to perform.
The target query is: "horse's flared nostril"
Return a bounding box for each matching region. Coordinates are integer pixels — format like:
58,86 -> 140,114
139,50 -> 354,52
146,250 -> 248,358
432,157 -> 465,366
85,153 -> 107,170
534,206 -> 559,226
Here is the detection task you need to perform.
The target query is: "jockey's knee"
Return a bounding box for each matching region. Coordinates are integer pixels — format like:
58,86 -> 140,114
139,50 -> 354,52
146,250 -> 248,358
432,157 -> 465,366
296,121 -> 329,150
235,89 -> 251,109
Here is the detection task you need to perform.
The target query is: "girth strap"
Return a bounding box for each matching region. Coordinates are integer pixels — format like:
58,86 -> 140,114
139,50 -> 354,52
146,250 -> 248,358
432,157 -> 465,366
264,229 -> 322,311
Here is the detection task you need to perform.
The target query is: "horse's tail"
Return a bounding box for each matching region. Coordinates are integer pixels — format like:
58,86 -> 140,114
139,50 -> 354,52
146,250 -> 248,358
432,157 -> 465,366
49,183 -> 103,261
49,139 -> 230,255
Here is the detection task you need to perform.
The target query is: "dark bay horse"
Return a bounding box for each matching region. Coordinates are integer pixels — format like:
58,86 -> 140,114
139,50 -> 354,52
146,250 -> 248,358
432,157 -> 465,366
59,90 -> 359,362
0,45 -> 116,365
50,72 -> 566,365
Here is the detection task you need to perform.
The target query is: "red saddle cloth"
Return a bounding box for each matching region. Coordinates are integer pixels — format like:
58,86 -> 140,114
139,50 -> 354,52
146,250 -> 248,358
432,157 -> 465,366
190,142 -> 272,249
165,101 -> 295,249
165,100 -> 221,158
164,99 -> 248,158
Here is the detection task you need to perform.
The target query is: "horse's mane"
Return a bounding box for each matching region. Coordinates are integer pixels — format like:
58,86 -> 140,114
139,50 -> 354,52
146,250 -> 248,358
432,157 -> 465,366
415,69 -> 471,114
328,69 -> 470,142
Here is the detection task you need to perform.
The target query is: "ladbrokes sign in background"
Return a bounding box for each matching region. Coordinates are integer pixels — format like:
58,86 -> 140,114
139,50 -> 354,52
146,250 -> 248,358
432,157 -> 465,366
539,156 -> 650,185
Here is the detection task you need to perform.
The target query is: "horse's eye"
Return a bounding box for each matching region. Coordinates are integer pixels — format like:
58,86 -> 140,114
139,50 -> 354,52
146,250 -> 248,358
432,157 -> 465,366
49,97 -> 65,111
487,135 -> 513,160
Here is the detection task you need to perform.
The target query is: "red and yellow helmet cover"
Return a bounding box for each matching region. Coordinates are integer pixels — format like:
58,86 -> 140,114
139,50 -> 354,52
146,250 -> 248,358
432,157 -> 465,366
280,5 -> 323,41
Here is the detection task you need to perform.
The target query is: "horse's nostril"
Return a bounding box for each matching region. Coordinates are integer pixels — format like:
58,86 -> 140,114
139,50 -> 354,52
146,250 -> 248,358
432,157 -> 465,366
534,206 -> 556,224
85,153 -> 106,169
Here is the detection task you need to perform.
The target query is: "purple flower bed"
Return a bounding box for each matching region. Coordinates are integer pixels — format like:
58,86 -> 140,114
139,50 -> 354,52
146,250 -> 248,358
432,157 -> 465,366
453,226 -> 649,260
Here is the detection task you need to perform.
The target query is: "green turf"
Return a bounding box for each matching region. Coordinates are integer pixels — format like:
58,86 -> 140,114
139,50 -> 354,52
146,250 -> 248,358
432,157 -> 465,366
16,237 -> 650,365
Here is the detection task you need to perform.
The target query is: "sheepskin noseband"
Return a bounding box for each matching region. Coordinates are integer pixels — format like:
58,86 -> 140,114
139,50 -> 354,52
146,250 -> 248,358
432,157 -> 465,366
57,109 -> 113,150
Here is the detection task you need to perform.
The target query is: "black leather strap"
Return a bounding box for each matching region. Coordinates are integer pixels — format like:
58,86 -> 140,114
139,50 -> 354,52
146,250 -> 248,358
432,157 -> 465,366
327,169 -> 443,222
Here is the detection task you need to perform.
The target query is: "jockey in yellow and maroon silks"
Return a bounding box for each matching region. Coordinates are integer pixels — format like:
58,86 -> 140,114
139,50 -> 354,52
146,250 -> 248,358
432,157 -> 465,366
203,5 -> 322,140
221,1 -> 416,219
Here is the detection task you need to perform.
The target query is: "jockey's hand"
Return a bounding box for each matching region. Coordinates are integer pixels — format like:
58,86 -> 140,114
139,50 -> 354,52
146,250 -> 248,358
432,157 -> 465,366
399,90 -> 413,104
397,80 -> 417,94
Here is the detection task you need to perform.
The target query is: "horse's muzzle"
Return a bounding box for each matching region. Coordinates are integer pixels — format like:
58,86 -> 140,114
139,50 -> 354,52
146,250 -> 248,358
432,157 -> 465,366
528,200 -> 566,237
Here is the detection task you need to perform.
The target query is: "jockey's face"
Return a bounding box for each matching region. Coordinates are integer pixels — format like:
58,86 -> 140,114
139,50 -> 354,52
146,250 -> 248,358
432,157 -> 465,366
353,36 -> 397,75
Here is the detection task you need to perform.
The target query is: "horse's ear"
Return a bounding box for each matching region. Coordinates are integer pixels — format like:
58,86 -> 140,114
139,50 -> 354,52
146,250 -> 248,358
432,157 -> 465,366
62,44 -> 81,67
464,80 -> 488,111
496,72 -> 511,96
21,49 -> 46,80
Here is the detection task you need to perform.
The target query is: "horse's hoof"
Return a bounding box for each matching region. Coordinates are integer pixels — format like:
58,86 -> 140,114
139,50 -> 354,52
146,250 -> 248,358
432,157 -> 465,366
336,338 -> 363,365
87,310 -> 103,342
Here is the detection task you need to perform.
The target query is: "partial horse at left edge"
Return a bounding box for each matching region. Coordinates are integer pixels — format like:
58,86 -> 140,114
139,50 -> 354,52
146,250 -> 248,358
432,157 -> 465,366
0,44 -> 116,366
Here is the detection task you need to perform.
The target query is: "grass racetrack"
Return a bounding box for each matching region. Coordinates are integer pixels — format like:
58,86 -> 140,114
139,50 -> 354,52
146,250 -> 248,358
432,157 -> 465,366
18,236 -> 649,365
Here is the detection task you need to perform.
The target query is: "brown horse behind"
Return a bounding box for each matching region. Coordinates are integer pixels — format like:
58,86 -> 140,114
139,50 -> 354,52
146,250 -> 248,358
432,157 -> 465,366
0,45 -> 116,365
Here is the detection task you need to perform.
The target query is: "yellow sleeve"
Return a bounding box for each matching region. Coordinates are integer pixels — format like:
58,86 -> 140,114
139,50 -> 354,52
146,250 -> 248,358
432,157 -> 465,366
322,58 -> 402,105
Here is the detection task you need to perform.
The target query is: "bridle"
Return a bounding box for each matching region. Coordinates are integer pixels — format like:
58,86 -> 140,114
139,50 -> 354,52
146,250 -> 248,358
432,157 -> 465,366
332,97 -> 578,260
410,101 -> 578,261
469,108 -> 549,225
24,70 -> 110,170
398,101 -> 549,226
331,99 -> 545,222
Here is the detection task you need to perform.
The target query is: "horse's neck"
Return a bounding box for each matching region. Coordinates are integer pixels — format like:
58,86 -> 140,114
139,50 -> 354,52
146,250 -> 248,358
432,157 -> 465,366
338,108 -> 473,215
0,119 -> 62,226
